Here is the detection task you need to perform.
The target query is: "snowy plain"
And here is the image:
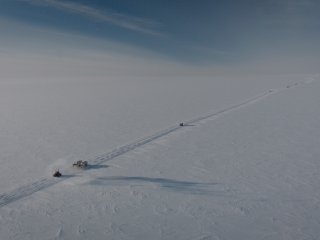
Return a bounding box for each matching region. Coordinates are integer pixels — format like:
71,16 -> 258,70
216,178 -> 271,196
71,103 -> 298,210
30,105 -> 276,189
0,74 -> 320,239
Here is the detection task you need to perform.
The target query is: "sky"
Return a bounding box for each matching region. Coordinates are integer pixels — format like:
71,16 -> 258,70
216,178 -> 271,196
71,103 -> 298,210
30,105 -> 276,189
0,0 -> 319,79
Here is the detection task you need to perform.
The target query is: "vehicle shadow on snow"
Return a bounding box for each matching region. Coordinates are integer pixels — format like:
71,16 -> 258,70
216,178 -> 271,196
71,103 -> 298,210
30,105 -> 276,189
60,174 -> 77,178
182,124 -> 195,127
87,164 -> 109,170
89,176 -> 225,196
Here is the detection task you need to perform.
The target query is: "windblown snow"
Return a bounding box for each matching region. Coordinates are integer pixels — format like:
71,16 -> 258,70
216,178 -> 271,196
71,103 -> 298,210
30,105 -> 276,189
0,74 -> 320,240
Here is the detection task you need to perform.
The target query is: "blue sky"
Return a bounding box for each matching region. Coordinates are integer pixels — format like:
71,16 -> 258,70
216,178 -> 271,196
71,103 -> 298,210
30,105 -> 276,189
0,0 -> 319,76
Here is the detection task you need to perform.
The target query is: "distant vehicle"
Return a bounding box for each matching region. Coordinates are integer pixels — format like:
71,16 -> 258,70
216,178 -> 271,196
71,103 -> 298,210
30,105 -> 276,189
73,160 -> 88,169
53,170 -> 62,177
180,123 -> 184,126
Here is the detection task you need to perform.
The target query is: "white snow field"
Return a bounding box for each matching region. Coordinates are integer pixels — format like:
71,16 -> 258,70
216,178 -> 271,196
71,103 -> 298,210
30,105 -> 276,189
0,74 -> 320,239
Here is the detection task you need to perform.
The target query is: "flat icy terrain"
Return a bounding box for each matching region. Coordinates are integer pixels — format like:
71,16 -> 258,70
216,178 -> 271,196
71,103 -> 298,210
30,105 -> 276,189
1,74 -> 320,239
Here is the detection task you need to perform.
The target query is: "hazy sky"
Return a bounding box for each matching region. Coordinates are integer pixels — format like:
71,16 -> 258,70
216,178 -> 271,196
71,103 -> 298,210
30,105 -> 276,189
0,0 -> 319,78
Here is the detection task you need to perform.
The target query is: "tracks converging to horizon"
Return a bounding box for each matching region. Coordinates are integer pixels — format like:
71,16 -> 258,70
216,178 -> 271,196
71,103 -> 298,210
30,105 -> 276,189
0,76 -> 317,208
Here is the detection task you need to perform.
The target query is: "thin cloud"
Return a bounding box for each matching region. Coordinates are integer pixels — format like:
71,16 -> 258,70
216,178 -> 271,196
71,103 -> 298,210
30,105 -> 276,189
259,0 -> 320,27
20,0 -> 164,36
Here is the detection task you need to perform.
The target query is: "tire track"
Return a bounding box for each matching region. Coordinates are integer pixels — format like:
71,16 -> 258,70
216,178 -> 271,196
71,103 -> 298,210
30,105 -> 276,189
0,77 -> 316,208
0,178 -> 60,208
185,90 -> 273,126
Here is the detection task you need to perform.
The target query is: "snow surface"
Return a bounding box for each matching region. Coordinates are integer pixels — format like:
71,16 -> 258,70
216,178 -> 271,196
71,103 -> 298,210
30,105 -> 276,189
1,74 -> 320,239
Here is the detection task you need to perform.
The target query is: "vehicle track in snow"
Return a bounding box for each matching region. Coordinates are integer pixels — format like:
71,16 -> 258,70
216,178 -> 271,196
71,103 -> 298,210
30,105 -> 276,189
0,76 -> 317,208
0,178 -> 60,208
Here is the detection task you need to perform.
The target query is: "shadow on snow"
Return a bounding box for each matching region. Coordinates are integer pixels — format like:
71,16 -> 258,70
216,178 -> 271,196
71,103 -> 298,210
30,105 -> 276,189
89,176 -> 224,196
87,164 -> 109,170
